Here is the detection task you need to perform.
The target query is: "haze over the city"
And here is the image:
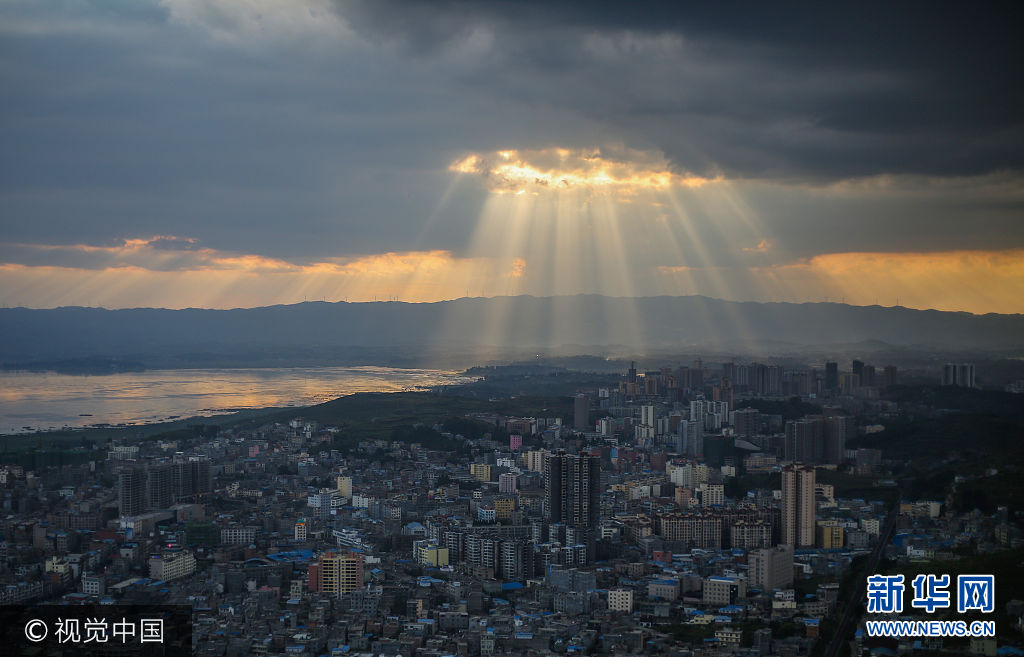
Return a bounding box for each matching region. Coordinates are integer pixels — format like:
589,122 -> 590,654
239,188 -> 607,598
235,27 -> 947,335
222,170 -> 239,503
1,2 -> 1022,315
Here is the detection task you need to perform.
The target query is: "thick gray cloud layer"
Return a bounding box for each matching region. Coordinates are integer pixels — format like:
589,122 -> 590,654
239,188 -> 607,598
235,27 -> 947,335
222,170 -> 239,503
0,0 -> 1021,264
341,1 -> 1024,177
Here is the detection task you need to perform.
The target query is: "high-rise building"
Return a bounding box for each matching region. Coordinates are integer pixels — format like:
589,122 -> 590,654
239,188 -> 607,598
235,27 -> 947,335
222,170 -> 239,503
498,472 -> 518,493
308,551 -> 363,595
691,399 -> 728,432
674,419 -> 689,456
749,545 -> 794,591
117,466 -> 145,517
493,497 -> 516,520
714,377 -> 735,407
171,457 -> 212,499
193,457 -> 212,493
574,394 -> 590,431
692,359 -> 704,390
499,539 -> 533,580
883,365 -> 899,387
784,418 -> 823,463
145,462 -> 173,510
544,450 -> 600,529
337,475 -> 352,499
469,463 -> 492,482
119,461 -> 183,516
824,362 -> 839,392
640,405 -> 656,428
525,449 -> 549,472
730,520 -> 772,549
696,482 -> 724,507
781,464 -> 815,548
750,364 -> 783,396
465,534 -> 501,573
823,415 -> 848,465
782,369 -> 813,396
687,421 -> 703,459
667,461 -> 709,488
862,364 -> 876,387
732,408 -> 761,438
942,363 -> 976,388
171,460 -> 193,499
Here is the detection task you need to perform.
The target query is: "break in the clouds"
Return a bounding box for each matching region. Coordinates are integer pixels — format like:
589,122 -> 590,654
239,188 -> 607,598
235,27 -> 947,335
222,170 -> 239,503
0,1 -> 1022,313
450,148 -> 717,196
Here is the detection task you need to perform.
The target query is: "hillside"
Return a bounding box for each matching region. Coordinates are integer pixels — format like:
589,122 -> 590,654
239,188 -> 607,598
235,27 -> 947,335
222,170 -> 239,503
2,295 -> 1022,366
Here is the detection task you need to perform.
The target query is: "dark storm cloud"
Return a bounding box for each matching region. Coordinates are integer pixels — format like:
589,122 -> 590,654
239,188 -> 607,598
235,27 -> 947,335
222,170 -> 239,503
0,0 -> 1021,269
339,0 -> 1024,179
0,8 -> 478,256
0,1 -> 615,259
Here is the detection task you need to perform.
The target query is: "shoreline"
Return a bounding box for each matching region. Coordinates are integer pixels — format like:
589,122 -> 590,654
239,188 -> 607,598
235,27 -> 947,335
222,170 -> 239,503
0,366 -> 475,437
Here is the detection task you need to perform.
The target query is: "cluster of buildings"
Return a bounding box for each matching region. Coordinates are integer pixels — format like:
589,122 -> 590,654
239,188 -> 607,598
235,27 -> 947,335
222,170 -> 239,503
0,357 -> 1017,657
614,359 -> 901,406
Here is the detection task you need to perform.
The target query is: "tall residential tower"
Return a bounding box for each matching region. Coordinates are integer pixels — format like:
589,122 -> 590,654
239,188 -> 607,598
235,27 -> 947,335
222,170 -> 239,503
781,464 -> 815,548
544,450 -> 600,529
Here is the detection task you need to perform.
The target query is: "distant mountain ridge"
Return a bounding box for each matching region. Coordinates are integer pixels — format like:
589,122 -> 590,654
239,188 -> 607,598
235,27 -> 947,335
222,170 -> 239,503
1,295 -> 1021,363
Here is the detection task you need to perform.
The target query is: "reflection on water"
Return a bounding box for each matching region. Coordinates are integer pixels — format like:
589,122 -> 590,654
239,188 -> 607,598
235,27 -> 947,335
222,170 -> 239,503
0,367 -> 470,434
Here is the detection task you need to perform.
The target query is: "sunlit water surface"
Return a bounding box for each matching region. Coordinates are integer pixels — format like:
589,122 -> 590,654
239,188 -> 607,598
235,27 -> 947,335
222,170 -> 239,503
0,367 -> 471,434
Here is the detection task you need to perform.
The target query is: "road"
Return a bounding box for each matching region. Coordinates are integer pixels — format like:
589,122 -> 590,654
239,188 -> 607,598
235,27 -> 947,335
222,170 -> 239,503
822,498 -> 901,657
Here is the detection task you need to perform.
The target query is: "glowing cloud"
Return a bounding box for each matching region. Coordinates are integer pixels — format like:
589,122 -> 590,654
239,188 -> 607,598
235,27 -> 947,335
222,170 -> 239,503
0,238 -> 529,308
766,249 -> 1024,314
0,236 -> 297,273
450,147 -> 719,196
657,249 -> 1024,314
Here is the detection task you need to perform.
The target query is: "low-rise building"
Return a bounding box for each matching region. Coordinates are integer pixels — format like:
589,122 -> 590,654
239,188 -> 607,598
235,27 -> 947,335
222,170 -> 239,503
703,576 -> 746,606
608,588 -> 634,613
149,549 -> 196,581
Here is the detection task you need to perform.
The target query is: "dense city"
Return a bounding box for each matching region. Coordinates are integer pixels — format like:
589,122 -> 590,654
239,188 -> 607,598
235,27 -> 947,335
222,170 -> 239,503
2,359 -> 1022,657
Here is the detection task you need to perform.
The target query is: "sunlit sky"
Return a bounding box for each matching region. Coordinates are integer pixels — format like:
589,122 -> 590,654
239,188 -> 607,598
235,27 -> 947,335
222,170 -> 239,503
1,2 -> 1022,314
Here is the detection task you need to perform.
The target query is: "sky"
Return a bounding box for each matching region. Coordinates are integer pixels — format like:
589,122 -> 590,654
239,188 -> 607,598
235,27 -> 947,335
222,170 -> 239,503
1,1 -> 1022,314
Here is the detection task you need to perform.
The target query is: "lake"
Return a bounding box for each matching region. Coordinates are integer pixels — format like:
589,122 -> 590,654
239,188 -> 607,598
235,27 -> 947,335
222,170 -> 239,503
0,367 -> 472,434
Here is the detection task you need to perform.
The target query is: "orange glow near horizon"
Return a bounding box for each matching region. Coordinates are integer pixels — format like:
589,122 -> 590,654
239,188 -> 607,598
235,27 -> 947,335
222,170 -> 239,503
655,249 -> 1024,315
774,249 -> 1024,315
1,244 -> 1022,314
0,246 -> 527,309
2,151 -> 1023,317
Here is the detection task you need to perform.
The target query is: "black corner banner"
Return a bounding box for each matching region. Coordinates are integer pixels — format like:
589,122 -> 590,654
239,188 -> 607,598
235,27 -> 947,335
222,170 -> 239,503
0,605 -> 192,657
